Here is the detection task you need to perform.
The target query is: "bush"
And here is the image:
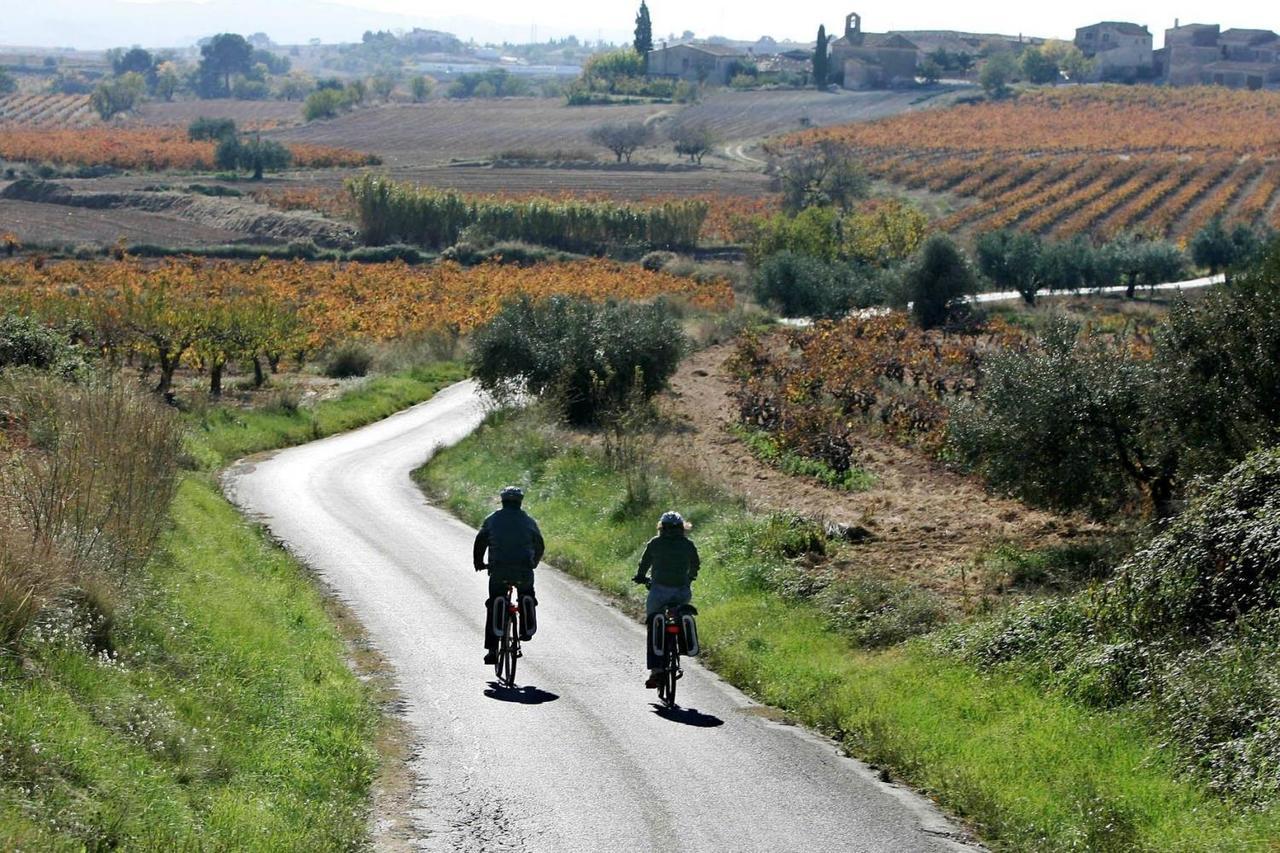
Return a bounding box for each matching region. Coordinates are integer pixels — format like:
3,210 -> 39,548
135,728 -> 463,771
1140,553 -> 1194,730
0,313 -> 85,376
469,295 -> 685,424
640,250 -> 676,272
304,87 -> 353,121
752,251 -> 851,318
323,342 -> 374,378
187,116 -> 237,142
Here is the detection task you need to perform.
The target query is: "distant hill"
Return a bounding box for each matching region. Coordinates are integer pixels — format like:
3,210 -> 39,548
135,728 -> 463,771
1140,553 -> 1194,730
0,0 -> 628,50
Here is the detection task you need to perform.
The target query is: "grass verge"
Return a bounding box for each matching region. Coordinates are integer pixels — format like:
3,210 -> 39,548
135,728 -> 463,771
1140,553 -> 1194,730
1,365 -> 466,849
416,410 -> 1280,852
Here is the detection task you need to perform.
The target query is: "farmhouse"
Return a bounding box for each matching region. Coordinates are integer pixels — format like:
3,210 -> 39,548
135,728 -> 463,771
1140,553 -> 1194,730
828,12 -> 919,89
646,42 -> 748,85
1161,22 -> 1280,89
1073,21 -> 1154,82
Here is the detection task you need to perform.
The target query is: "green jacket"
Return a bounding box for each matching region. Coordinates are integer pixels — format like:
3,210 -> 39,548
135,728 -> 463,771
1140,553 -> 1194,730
474,506 -> 545,584
636,530 -> 700,588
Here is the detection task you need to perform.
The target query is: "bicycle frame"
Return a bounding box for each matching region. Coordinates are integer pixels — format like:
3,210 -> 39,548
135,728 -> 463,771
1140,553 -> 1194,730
657,605 -> 683,708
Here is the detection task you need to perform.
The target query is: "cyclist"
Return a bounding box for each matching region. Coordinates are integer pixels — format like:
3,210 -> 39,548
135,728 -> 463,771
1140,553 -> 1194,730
632,510 -> 700,689
474,486 -> 544,666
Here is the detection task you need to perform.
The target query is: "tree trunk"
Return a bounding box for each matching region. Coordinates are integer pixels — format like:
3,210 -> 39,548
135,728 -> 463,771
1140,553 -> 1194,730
253,356 -> 266,387
267,353 -> 281,374
209,362 -> 224,397
154,350 -> 177,395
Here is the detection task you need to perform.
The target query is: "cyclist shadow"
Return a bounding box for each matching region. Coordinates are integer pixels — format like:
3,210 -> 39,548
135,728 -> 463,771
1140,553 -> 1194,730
650,704 -> 725,728
484,682 -> 560,705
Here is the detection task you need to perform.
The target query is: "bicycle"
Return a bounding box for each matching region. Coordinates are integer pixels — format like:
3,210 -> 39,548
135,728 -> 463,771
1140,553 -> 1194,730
649,599 -> 699,709
492,583 -> 522,688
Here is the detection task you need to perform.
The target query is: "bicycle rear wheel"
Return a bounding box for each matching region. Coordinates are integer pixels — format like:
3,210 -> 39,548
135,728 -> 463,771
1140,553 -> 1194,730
501,620 -> 518,687
663,645 -> 678,708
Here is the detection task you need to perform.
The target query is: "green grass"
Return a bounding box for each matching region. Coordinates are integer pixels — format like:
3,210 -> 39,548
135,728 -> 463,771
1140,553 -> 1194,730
730,423 -> 875,491
1,365 -> 468,849
417,411 -> 1280,852
0,478 -> 375,850
187,362 -> 467,469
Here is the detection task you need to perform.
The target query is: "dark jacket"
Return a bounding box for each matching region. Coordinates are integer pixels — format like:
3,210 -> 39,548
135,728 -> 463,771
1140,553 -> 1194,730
474,505 -> 545,584
636,529 -> 700,588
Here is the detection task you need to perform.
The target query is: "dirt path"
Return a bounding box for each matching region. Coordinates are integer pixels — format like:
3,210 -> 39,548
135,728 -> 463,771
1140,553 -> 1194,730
664,344 -> 1093,596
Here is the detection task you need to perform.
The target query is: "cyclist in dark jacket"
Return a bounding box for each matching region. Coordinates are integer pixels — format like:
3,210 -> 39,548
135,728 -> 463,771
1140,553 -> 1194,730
474,486 -> 545,665
633,510 -> 699,688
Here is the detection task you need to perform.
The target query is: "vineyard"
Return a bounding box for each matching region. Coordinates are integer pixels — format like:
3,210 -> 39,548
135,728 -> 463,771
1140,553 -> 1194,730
1,257 -> 732,390
781,86 -> 1280,241
0,93 -> 97,128
730,314 -> 1028,473
0,128 -> 377,171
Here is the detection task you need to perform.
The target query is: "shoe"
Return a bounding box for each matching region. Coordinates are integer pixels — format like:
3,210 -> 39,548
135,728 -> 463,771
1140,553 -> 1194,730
484,652 -> 497,665
644,671 -> 661,689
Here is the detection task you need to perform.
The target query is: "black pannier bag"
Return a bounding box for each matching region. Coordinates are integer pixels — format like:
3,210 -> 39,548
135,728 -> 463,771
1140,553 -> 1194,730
490,596 -> 508,637
679,611 -> 699,656
519,594 -> 537,639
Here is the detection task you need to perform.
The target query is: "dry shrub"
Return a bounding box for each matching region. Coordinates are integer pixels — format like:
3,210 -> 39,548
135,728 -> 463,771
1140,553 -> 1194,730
0,372 -> 181,650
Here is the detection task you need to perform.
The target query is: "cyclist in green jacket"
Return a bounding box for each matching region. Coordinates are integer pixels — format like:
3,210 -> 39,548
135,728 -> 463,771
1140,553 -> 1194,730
474,486 -> 544,665
632,510 -> 700,689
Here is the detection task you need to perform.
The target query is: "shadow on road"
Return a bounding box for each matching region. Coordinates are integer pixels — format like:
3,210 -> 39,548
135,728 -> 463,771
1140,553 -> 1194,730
485,683 -> 560,704
651,704 -> 725,728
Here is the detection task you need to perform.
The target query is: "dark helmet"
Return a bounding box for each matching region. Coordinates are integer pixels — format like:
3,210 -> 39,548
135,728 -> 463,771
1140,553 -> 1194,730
659,510 -> 685,529
500,485 -> 525,504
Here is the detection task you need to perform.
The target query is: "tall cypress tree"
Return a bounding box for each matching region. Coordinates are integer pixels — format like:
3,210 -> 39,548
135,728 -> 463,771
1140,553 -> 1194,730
634,2 -> 653,55
813,24 -> 828,88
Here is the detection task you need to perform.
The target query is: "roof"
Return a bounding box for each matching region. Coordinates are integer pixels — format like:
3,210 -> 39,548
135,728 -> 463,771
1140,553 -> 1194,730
1219,29 -> 1280,45
831,32 -> 918,50
1078,22 -> 1150,36
660,42 -> 745,57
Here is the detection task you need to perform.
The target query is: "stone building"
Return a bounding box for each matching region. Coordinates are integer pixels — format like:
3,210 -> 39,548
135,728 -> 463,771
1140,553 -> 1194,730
646,42 -> 748,85
1162,22 -> 1280,89
1073,21 -> 1154,81
828,13 -> 919,89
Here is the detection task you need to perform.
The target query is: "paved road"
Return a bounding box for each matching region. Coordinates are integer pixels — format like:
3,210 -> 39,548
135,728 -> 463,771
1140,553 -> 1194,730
225,380 -> 976,852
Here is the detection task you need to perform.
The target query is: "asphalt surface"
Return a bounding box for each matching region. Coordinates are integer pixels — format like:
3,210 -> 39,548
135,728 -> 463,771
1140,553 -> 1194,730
225,380 -> 977,852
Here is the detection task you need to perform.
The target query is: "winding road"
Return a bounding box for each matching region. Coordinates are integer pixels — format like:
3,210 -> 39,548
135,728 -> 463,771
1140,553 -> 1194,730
225,380 -> 976,852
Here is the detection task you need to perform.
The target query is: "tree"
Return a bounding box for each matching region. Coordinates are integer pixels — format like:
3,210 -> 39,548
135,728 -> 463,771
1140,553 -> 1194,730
198,33 -> 253,97
949,319 -> 1179,517
90,72 -> 146,120
588,121 -> 652,163
0,70 -> 15,96
907,234 -> 976,329
112,47 -> 154,78
979,52 -> 1017,99
216,134 -> 292,180
1191,216 -> 1269,280
669,123 -> 715,163
1106,234 -> 1187,298
303,87 -> 352,121
470,296 -> 685,425
1043,40 -> 1092,81
410,74 -> 434,102
276,71 -> 313,101
1019,46 -> 1060,85
813,24 -> 829,89
634,2 -> 653,56
772,139 -> 870,213
153,61 -> 181,100
975,229 -> 1044,304
918,57 -> 943,85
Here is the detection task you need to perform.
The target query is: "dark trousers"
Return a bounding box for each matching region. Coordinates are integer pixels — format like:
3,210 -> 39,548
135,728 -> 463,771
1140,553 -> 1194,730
485,578 -> 535,651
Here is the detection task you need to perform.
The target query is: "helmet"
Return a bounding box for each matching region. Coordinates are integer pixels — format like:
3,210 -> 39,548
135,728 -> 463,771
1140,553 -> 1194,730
659,510 -> 685,529
499,486 -> 524,503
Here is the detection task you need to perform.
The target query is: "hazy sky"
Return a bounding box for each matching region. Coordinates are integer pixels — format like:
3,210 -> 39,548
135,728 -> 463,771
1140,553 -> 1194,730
29,0 -> 1280,49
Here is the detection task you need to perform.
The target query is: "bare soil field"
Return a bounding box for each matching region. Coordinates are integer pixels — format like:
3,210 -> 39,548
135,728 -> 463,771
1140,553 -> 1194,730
664,342 -> 1095,598
0,198 -> 245,247
269,99 -> 666,168
670,87 -> 966,145
131,99 -> 306,128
